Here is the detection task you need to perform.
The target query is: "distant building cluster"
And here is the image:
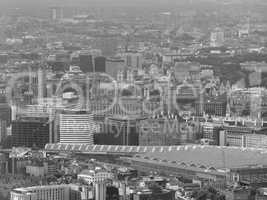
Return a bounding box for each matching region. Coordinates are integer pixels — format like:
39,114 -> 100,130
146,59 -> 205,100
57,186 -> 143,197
1,2 -> 267,200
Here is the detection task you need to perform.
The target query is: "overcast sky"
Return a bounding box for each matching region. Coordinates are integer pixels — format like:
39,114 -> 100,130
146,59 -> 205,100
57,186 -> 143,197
0,0 -> 214,8
0,0 -> 190,17
0,0 -> 261,18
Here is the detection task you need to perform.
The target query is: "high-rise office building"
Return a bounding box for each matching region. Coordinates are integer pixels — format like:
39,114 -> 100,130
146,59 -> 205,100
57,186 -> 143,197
0,120 -> 6,143
0,85 -> 6,103
12,117 -> 50,148
38,68 -> 46,100
94,56 -> 106,72
95,116 -> 146,146
15,104 -> 58,143
0,103 -> 11,126
59,114 -> 99,144
79,53 -> 94,73
50,6 -> 63,21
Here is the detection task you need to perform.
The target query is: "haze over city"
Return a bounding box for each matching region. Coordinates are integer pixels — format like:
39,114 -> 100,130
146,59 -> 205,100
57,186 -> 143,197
1,0 -> 267,200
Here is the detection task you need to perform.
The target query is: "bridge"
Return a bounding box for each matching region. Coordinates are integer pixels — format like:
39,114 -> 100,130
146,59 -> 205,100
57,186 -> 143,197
44,143 -> 187,155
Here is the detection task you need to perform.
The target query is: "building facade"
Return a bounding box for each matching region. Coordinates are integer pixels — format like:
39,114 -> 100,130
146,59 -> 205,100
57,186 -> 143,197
12,117 -> 50,148
11,184 -> 93,200
59,114 -> 99,144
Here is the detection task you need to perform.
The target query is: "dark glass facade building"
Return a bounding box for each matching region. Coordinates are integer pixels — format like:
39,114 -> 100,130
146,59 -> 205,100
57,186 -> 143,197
79,54 -> 94,72
0,103 -> 11,126
12,117 -> 50,148
94,116 -> 145,146
94,56 -> 106,72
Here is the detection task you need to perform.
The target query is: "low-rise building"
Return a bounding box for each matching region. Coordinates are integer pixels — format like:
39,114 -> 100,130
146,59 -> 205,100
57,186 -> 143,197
223,187 -> 251,200
132,188 -> 175,200
26,165 -> 46,177
10,184 -> 93,200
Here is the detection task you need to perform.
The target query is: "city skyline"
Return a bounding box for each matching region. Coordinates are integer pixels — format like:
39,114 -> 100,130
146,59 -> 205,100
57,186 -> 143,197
1,0 -> 267,199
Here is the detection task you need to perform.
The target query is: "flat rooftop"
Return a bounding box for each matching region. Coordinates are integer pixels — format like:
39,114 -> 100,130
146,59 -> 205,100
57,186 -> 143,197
46,143 -> 267,172
134,145 -> 267,171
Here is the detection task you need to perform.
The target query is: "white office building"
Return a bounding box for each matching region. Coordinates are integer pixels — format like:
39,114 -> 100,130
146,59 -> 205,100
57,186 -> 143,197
11,184 -> 93,200
11,185 -> 69,200
59,114 -> 100,144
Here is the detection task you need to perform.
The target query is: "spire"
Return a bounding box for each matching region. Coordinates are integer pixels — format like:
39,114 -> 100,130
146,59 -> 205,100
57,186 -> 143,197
219,82 -> 226,95
226,94 -> 231,117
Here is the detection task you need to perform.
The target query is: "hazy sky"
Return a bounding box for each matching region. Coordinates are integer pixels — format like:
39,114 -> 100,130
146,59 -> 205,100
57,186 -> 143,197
0,0 -> 190,17
0,0 -> 212,9
0,0 -> 261,18
0,0 -> 180,6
